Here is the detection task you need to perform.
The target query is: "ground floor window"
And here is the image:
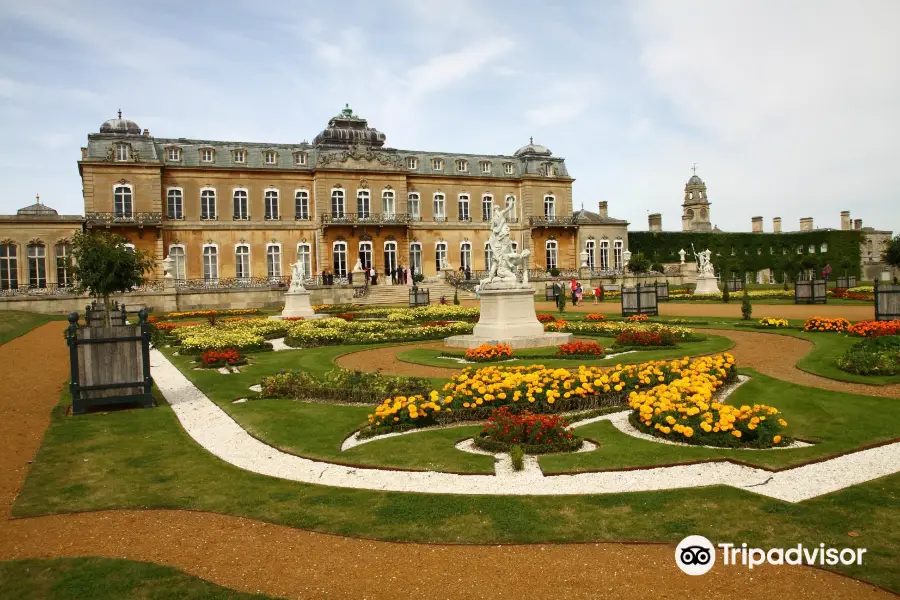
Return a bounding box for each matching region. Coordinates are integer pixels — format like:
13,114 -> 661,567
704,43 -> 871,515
297,244 -> 312,280
585,240 -> 595,270
436,242 -> 448,271
27,244 -> 46,288
359,241 -> 373,269
613,240 -> 623,270
384,241 -> 398,275
545,240 -> 558,270
409,243 -> 422,275
202,246 -> 219,280
0,243 -> 17,290
169,246 -> 186,280
460,242 -> 472,271
235,245 -> 250,279
266,245 -> 282,278
333,242 -> 348,277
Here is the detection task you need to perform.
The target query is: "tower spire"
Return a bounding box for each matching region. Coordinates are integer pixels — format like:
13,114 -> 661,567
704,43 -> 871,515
692,162 -> 698,175
118,108 -> 122,119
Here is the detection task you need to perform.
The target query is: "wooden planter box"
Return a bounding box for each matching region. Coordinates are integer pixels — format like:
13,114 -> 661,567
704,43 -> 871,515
85,300 -> 128,327
409,287 -> 430,307
655,281 -> 670,302
835,276 -> 857,289
795,280 -> 827,305
875,282 -> 900,321
621,283 -> 659,316
66,309 -> 153,415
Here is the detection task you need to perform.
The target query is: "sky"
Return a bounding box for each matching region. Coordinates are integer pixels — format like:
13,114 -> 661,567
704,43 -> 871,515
1,0 -> 898,234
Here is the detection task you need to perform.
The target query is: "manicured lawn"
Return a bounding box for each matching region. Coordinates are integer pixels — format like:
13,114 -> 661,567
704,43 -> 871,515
0,558 -> 275,599
0,311 -> 64,345
791,331 -> 900,385
396,334 -> 734,369
542,369 -> 900,472
15,387 -> 900,591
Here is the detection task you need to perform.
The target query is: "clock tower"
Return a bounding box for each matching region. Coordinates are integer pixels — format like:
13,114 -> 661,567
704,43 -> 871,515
681,165 -> 711,232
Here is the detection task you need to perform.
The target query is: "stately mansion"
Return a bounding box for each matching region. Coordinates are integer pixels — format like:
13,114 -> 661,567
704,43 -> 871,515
0,106 -> 632,290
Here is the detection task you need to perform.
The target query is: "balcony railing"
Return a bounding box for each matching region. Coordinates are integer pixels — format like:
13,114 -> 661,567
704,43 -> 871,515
0,279 -> 165,297
85,212 -> 163,226
529,215 -> 578,227
175,276 -> 290,290
320,213 -> 411,225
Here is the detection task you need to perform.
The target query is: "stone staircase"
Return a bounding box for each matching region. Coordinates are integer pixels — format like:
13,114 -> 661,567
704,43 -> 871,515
354,280 -> 475,306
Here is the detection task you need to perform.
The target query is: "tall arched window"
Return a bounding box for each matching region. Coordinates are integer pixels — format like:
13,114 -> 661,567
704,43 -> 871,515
357,189 -> 370,218
585,240 -> 596,270
55,242 -> 73,286
27,244 -> 46,288
296,244 -> 312,280
545,240 -> 558,270
265,190 -> 280,220
114,185 -> 133,218
0,243 -> 18,290
433,193 -> 446,220
457,194 -> 470,221
409,242 -> 422,275
599,240 -> 610,270
168,246 -> 185,280
482,195 -> 493,221
484,242 -> 492,272
333,241 -> 348,277
613,240 -> 623,270
358,241 -> 373,269
294,190 -> 310,220
264,190 -> 281,221
331,189 -> 345,218
167,188 -> 183,220
543,195 -> 556,218
201,189 -> 217,220
235,245 -> 250,279
460,242 -> 472,271
435,242 -> 448,271
384,241 -> 398,276
505,194 -> 516,210
382,189 -> 395,216
407,193 -> 420,219
202,246 -> 219,280
266,244 -> 281,278
233,189 -> 248,220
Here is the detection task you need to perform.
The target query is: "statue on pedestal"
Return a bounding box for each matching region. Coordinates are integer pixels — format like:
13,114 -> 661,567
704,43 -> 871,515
693,246 -> 715,277
482,203 -> 530,289
289,259 -> 306,292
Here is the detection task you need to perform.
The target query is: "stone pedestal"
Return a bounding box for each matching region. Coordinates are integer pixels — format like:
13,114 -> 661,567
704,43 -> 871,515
445,286 -> 572,349
694,274 -> 720,295
280,290 -> 321,319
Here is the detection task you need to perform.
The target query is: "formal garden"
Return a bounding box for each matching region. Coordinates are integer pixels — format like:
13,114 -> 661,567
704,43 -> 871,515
2,232 -> 900,599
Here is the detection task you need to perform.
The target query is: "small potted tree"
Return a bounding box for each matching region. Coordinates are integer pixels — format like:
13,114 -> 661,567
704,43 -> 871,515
71,231 -> 156,326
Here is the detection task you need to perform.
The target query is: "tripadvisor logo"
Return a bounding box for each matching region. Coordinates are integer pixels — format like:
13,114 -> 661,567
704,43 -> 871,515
675,536 -> 867,575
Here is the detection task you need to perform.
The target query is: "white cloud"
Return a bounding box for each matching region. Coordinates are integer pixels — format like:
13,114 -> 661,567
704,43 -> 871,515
405,38 -> 515,97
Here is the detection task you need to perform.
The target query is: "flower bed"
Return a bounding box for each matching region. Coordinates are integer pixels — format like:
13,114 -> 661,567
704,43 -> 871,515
200,348 -> 247,368
284,317 -> 474,347
803,317 -> 851,333
848,320 -> 900,339
758,317 -> 789,328
847,285 -> 874,294
829,288 -> 874,301
837,336 -> 900,376
614,329 -> 676,347
167,318 -> 293,353
557,341 -> 605,357
473,407 -> 582,454
545,320 -> 700,341
626,314 -> 649,323
465,343 -> 514,362
261,369 -> 432,404
584,313 -> 607,321
628,354 -> 787,448
536,313 -> 557,323
148,308 -> 261,323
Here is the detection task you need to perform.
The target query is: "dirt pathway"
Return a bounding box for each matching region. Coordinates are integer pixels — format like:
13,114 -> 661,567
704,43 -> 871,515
336,340 -> 459,377
0,323 -> 894,599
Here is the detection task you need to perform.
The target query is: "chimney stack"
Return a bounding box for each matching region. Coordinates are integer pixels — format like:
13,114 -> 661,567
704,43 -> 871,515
854,218 -> 863,230
840,211 -> 851,231
648,213 -> 662,232
773,217 -> 782,233
598,201 -> 608,218
799,217 -> 814,232
751,216 -> 763,233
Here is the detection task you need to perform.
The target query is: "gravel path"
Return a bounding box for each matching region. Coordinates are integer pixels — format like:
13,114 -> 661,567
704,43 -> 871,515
0,322 -> 896,600
336,341 -> 459,377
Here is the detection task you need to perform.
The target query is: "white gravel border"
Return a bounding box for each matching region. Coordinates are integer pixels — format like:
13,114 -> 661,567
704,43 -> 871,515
150,348 -> 900,502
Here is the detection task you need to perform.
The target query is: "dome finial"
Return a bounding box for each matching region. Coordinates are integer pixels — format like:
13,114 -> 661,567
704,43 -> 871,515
36,193 -> 40,205
692,162 -> 697,175
529,136 -> 533,144
118,108 -> 122,119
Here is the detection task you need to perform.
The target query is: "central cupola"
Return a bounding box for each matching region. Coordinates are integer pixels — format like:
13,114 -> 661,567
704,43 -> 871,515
312,104 -> 386,150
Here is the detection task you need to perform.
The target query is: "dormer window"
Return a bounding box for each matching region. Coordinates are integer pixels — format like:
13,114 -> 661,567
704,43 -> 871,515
166,147 -> 181,161
233,149 -> 246,163
115,144 -> 129,161
201,148 -> 215,163
265,150 -> 277,165
406,157 -> 418,170
504,163 -> 515,175
456,159 -> 468,172
432,158 -> 444,171
480,161 -> 491,174
293,151 -> 307,166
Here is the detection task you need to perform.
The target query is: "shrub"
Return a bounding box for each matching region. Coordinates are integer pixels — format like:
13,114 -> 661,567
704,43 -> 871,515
335,312 -> 356,321
475,406 -> 580,454
368,392 -> 445,428
465,343 -> 514,362
626,314 -> 649,323
837,336 -> 900,375
261,369 -> 432,403
536,313 -> 557,323
758,317 -> 789,328
510,445 -> 525,471
557,341 -> 605,356
584,313 -> 606,321
803,317 -> 851,332
741,288 -> 752,320
614,329 -> 676,347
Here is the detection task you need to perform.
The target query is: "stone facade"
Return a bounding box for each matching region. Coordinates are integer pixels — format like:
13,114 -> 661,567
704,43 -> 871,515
681,170 -> 712,232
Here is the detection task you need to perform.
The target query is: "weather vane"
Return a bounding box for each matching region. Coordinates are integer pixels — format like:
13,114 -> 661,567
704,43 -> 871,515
692,163 -> 698,175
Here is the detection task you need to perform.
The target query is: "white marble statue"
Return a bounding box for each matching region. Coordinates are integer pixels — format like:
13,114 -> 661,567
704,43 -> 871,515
694,247 -> 715,277
482,203 -> 530,289
289,259 -> 306,292
352,257 -> 364,273
679,248 -> 687,264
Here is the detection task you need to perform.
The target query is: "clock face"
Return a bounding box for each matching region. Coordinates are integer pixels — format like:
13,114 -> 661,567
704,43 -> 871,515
686,209 -> 695,219
700,208 -> 707,218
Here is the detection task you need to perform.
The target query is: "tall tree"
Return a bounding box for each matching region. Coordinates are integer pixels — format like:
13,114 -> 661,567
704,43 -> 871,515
71,231 -> 156,325
883,235 -> 900,269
